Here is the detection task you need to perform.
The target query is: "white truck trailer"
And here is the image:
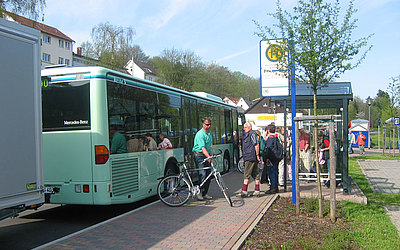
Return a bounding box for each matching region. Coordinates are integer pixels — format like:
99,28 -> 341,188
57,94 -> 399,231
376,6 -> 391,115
0,17 -> 44,220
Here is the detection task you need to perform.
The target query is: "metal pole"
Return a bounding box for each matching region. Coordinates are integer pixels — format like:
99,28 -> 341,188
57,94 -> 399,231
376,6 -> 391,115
290,41 -> 297,205
378,122 -> 380,150
329,119 -> 336,222
295,121 -> 300,215
368,102 -> 371,149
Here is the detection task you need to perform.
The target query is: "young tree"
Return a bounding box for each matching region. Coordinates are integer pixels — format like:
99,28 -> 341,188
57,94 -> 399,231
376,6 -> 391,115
387,77 -> 400,118
0,0 -> 45,20
81,22 -> 148,70
255,0 -> 372,218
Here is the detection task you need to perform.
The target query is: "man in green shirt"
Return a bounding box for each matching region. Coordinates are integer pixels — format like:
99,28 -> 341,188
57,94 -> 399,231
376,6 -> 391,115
192,117 -> 213,201
110,127 -> 127,154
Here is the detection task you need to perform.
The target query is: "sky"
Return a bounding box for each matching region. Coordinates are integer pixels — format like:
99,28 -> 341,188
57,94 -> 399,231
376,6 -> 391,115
41,0 -> 400,101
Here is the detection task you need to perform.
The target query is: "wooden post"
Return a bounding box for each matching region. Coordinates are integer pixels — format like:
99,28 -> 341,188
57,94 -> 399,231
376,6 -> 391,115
295,121 -> 300,215
329,120 -> 336,222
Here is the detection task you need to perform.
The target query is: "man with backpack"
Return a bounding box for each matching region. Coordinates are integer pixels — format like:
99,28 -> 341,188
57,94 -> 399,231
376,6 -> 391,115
265,123 -> 284,194
237,122 -> 261,198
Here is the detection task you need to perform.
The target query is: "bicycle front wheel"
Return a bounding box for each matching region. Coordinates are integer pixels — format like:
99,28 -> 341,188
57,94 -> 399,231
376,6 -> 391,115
237,156 -> 244,174
215,172 -> 233,207
158,175 -> 191,207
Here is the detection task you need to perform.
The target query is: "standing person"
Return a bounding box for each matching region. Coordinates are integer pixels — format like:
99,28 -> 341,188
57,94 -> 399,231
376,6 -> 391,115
192,117 -> 213,201
237,122 -> 261,198
260,128 -> 269,185
265,123 -> 281,194
145,133 -> 157,151
348,130 -> 355,154
318,131 -> 330,186
277,127 -> 286,187
299,127 -> 311,176
356,131 -> 366,155
110,126 -> 127,154
127,135 -> 143,152
157,133 -> 173,149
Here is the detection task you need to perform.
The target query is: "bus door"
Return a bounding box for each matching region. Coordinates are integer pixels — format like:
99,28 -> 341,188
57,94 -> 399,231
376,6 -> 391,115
182,97 -> 197,165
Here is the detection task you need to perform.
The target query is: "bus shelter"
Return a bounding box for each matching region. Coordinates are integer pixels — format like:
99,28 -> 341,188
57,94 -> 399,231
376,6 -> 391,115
272,82 -> 353,194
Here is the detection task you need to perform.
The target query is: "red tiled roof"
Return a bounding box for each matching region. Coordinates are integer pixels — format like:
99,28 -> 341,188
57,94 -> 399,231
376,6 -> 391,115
225,96 -> 240,104
5,11 -> 74,42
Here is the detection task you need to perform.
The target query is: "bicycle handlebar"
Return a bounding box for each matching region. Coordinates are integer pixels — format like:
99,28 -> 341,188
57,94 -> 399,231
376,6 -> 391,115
201,149 -> 222,163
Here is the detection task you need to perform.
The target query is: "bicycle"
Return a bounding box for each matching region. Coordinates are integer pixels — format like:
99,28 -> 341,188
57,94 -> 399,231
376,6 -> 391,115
157,151 -> 233,207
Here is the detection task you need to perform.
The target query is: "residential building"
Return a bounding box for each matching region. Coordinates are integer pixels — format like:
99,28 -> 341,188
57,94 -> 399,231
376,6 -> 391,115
125,59 -> 158,82
223,97 -> 250,112
244,97 -> 291,129
3,11 -> 74,69
73,47 -> 98,66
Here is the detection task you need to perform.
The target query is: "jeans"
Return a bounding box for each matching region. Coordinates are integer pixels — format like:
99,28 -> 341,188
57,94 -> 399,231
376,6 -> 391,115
194,154 -> 211,196
267,160 -> 279,189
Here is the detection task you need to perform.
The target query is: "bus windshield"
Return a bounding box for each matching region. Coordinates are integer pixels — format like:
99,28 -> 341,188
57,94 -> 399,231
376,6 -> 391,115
42,80 -> 90,131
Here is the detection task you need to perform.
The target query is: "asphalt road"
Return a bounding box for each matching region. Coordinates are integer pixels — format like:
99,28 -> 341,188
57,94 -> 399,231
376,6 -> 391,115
0,196 -> 158,250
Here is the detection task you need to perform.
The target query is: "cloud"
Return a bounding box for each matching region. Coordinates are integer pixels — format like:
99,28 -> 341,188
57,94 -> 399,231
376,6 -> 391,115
215,45 -> 258,63
143,0 -> 189,30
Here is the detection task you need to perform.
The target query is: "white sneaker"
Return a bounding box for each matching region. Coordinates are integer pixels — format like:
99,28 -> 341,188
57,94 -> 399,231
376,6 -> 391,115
253,190 -> 260,197
196,193 -> 204,201
203,194 -> 213,200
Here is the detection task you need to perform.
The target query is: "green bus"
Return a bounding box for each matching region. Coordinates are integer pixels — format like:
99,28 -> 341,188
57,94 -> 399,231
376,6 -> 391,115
41,66 -> 239,205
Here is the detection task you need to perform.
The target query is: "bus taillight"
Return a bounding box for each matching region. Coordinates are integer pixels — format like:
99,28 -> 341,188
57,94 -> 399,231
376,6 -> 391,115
95,145 -> 109,164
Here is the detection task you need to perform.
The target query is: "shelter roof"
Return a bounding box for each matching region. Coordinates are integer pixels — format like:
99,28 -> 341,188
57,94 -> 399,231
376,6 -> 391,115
273,82 -> 353,109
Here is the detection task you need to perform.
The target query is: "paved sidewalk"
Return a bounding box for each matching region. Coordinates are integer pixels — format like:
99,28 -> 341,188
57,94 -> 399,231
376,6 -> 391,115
37,171 -> 276,249
358,159 -> 400,235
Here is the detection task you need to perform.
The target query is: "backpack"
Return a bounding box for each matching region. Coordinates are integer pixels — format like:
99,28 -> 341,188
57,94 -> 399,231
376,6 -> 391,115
259,136 -> 266,155
266,136 -> 284,162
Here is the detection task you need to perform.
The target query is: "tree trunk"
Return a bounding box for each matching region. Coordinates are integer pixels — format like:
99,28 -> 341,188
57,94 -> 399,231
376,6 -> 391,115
295,121 -> 300,215
313,93 -> 323,218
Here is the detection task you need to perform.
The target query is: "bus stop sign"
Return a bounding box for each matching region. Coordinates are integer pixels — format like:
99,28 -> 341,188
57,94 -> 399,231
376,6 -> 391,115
395,117 -> 400,126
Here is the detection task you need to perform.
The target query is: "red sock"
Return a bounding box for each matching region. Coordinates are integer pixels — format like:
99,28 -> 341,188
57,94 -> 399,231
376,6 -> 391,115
242,184 -> 248,191
255,184 -> 260,191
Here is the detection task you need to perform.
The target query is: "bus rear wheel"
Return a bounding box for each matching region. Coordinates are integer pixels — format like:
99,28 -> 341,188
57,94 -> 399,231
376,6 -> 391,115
223,152 -> 230,173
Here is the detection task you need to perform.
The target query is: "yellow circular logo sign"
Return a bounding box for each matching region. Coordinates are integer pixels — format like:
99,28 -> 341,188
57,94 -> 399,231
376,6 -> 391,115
266,44 -> 283,62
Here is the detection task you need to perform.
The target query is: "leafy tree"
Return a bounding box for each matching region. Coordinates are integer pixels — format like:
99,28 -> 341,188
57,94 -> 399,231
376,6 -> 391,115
81,22 -> 148,70
254,0 -> 373,218
151,48 -> 203,91
0,0 -> 45,20
233,72 -> 260,100
195,64 -> 239,98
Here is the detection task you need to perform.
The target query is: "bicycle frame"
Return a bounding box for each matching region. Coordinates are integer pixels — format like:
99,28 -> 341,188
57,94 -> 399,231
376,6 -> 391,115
180,162 -> 216,195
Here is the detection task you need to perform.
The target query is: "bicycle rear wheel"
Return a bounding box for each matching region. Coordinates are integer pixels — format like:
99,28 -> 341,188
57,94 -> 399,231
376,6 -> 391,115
158,175 -> 191,207
215,172 -> 233,207
237,156 -> 244,174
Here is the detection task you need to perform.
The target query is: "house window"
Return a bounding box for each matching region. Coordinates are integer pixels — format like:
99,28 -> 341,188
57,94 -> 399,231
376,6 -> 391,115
58,57 -> 64,64
59,40 -> 64,48
43,35 -> 51,44
43,53 -> 51,62
65,59 -> 70,65
65,42 -> 70,50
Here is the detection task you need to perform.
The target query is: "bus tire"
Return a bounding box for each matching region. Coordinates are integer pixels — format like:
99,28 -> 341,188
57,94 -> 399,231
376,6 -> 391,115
223,151 -> 230,173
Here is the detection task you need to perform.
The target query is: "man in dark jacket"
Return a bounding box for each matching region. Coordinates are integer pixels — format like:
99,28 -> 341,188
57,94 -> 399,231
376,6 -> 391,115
237,122 -> 261,197
265,123 -> 280,194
